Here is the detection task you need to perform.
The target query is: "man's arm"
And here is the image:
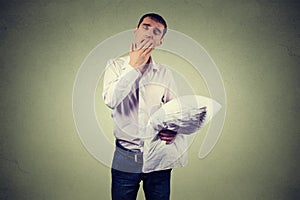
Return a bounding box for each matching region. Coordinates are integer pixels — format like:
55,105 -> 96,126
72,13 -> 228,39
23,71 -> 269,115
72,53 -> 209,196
102,40 -> 154,109
158,69 -> 179,144
102,59 -> 141,109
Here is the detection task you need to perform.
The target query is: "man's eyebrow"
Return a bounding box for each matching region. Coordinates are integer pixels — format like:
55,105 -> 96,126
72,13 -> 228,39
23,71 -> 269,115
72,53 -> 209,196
142,23 -> 151,27
142,23 -> 163,33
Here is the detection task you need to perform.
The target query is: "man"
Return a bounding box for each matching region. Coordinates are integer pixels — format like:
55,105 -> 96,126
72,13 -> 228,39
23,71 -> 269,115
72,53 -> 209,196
103,13 -> 187,200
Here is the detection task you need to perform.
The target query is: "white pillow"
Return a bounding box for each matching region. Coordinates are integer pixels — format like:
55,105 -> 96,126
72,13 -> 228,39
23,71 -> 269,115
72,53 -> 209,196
147,95 -> 222,135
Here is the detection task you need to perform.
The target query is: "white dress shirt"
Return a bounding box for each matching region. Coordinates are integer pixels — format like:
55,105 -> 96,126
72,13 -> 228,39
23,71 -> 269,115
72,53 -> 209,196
103,55 -> 189,172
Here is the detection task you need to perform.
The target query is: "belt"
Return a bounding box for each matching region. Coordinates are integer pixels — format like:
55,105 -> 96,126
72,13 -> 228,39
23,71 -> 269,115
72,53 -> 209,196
115,139 -> 143,163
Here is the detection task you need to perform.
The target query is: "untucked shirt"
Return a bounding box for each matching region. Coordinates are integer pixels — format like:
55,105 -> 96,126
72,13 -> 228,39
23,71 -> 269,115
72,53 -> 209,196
102,55 -> 188,172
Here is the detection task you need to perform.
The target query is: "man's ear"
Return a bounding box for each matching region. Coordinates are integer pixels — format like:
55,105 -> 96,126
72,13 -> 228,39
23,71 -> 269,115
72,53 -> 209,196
134,26 -> 138,34
159,38 -> 164,46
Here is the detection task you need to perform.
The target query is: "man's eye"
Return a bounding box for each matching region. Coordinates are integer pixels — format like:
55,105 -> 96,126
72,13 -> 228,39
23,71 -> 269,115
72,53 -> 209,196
143,26 -> 149,30
153,29 -> 161,36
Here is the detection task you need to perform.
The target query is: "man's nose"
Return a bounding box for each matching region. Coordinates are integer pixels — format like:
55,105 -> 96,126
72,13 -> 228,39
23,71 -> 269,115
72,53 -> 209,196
145,34 -> 153,39
145,29 -> 154,39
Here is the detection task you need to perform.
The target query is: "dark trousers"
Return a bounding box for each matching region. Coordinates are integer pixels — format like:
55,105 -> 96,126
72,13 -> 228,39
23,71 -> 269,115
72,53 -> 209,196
111,140 -> 172,200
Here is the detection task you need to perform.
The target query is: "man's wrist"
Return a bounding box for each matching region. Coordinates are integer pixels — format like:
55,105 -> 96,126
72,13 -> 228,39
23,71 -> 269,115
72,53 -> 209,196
127,61 -> 142,76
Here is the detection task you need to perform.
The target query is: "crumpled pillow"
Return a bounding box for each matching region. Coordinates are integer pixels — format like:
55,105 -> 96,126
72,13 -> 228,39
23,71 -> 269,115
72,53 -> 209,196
142,95 -> 222,173
147,95 -> 222,135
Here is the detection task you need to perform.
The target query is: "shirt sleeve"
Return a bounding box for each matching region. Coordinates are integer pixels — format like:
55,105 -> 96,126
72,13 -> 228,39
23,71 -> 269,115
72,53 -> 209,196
163,69 -> 179,103
102,59 -> 141,109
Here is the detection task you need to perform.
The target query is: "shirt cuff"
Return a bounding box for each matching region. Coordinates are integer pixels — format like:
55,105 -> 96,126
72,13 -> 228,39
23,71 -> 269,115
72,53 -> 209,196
120,62 -> 142,80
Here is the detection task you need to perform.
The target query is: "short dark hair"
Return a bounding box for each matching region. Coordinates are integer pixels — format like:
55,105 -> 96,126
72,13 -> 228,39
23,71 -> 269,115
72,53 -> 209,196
137,13 -> 167,37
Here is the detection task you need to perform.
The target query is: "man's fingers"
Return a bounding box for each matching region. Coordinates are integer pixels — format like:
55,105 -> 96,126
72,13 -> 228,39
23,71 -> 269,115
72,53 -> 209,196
137,39 -> 151,50
160,136 -> 174,142
159,133 -> 176,141
159,130 -> 177,144
159,133 -> 173,137
142,41 -> 153,52
159,132 -> 176,137
139,39 -> 149,49
160,135 -> 175,145
141,44 -> 153,56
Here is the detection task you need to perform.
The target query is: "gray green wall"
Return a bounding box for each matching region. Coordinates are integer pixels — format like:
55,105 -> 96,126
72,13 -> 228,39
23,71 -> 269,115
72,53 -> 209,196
1,0 -> 299,199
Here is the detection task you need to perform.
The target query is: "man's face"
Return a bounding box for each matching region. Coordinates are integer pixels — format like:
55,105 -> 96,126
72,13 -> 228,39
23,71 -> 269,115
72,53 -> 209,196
134,17 -> 165,48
